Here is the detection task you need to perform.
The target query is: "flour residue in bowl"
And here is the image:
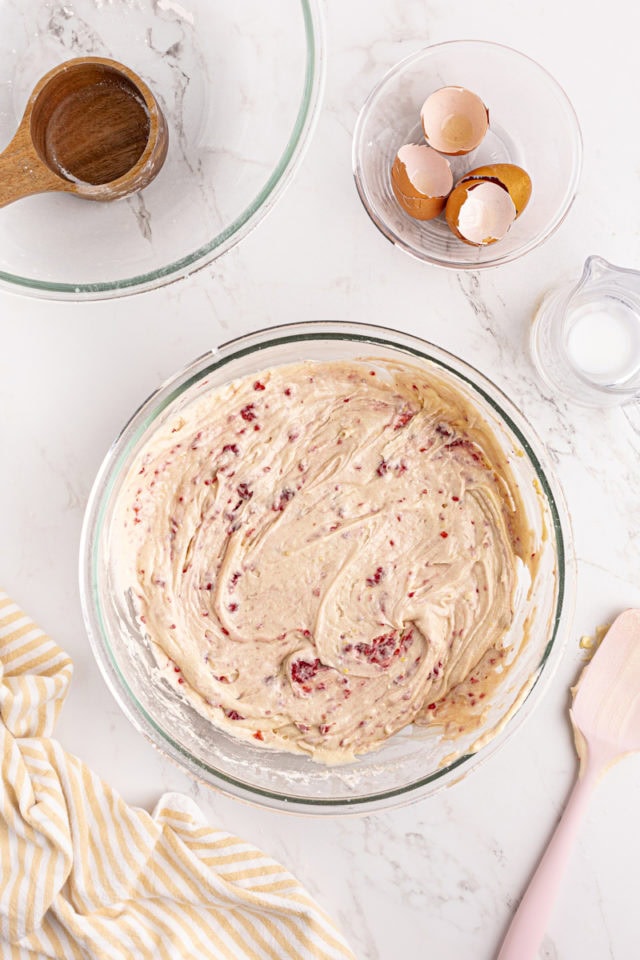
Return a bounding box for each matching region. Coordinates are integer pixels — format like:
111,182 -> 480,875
112,359 -> 534,763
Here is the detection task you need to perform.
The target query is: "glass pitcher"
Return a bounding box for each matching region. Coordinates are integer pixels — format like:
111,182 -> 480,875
530,256 -> 640,407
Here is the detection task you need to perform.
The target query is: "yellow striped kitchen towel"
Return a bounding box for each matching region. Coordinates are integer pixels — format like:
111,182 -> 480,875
0,592 -> 356,960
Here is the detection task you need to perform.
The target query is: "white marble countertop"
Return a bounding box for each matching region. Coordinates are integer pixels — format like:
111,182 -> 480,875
2,2 -> 640,958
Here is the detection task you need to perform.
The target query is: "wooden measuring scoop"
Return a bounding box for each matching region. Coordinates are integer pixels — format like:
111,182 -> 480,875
497,608 -> 640,960
0,57 -> 168,207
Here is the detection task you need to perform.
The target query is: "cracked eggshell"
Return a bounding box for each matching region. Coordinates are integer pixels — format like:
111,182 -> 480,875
445,179 -> 517,246
461,163 -> 532,217
420,86 -> 489,156
391,143 -> 454,220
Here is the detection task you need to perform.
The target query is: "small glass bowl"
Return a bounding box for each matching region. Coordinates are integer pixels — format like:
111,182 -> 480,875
80,322 -> 574,815
0,0 -> 323,299
352,40 -> 582,269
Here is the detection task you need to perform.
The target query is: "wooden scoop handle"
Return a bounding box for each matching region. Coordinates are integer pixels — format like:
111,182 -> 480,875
0,121 -> 68,208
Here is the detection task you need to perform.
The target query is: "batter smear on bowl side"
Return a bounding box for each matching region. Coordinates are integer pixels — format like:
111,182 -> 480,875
113,359 -> 534,763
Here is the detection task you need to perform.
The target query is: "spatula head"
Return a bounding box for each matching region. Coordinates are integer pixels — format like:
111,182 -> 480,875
571,609 -> 640,755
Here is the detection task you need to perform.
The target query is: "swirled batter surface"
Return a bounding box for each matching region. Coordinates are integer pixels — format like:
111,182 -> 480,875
114,359 -> 532,762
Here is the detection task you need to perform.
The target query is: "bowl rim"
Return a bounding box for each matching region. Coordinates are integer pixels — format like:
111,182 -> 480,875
0,0 -> 325,301
352,38 -> 584,270
79,320 -> 576,814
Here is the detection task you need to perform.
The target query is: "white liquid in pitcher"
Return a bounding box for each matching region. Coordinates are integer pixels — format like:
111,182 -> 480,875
565,297 -> 640,386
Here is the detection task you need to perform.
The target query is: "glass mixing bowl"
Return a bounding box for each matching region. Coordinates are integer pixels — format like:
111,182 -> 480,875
80,322 -> 574,814
353,40 -> 582,269
0,0 -> 323,299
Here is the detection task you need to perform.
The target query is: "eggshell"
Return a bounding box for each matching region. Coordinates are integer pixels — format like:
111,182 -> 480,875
445,179 -> 517,246
391,143 -> 453,220
460,163 -> 532,217
420,86 -> 489,156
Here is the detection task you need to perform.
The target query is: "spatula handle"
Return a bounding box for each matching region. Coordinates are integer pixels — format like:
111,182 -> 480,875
496,759 -> 601,960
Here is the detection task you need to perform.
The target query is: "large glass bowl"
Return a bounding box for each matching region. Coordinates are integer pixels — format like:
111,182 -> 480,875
80,322 -> 574,814
0,0 -> 323,299
353,40 -> 582,269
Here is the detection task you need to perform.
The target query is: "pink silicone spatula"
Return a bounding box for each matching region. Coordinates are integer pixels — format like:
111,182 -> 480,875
497,608 -> 640,960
